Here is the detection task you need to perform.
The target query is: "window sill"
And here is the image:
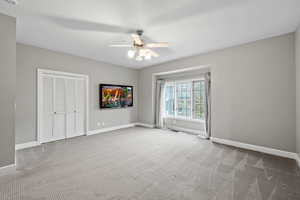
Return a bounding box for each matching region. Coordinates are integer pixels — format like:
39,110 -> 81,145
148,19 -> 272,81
164,116 -> 205,123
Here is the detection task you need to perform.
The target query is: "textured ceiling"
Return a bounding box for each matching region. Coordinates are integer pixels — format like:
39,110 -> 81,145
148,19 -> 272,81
1,0 -> 300,68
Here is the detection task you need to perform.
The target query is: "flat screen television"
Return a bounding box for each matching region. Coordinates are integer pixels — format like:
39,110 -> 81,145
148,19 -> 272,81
99,84 -> 133,109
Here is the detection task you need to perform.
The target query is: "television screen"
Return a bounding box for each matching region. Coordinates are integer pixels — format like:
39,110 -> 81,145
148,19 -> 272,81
100,84 -> 133,109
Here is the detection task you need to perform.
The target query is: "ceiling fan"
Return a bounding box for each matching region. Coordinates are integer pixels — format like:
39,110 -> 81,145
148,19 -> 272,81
110,30 -> 169,61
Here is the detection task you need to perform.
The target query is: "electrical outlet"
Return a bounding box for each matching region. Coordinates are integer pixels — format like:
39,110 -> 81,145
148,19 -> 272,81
97,122 -> 101,127
102,122 -> 105,127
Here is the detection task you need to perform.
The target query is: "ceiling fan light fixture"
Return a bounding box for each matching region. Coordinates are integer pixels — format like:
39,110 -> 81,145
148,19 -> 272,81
127,49 -> 135,59
111,30 -> 166,61
136,56 -> 143,61
145,54 -> 152,60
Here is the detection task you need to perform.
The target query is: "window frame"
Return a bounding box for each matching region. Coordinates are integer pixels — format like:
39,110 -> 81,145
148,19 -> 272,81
164,78 -> 206,122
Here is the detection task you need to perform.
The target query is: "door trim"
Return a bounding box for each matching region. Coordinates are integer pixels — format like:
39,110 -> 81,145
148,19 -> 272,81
37,69 -> 89,144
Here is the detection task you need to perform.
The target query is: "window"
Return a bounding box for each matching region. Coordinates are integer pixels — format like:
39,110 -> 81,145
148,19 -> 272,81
176,82 -> 192,118
164,79 -> 206,121
164,84 -> 175,116
193,81 -> 206,119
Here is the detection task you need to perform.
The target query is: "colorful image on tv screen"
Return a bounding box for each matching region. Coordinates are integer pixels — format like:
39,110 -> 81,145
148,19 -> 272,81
100,85 -> 133,108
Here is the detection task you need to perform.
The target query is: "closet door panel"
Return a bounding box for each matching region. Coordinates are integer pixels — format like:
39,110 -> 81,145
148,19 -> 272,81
40,72 -> 86,143
54,78 -> 66,113
53,78 -> 66,140
42,76 -> 53,142
76,79 -> 85,135
53,114 -> 65,140
66,79 -> 77,138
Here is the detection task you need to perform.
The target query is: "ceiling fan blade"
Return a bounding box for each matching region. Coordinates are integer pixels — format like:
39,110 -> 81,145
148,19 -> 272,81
109,44 -> 132,47
147,49 -> 159,57
146,42 -> 169,48
131,34 -> 143,46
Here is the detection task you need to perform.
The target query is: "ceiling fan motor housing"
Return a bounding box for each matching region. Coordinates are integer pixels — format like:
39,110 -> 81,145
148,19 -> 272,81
134,42 -> 144,48
134,30 -> 144,47
136,30 -> 144,36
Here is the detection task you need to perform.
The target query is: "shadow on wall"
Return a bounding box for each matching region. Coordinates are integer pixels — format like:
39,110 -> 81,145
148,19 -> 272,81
146,0 -> 251,26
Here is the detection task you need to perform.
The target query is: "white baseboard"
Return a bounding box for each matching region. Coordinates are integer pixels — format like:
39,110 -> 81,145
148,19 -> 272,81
135,123 -> 155,128
87,123 -> 136,136
211,137 -> 297,161
15,141 -> 41,150
0,164 -> 16,176
15,123 -> 153,150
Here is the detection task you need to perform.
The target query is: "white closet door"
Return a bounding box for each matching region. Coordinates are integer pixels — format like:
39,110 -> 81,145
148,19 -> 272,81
53,77 -> 66,141
42,76 -> 54,143
39,69 -> 87,143
66,79 -> 77,138
75,79 -> 85,136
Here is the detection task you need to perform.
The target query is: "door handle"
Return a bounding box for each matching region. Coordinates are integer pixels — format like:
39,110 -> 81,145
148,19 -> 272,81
54,112 -> 66,115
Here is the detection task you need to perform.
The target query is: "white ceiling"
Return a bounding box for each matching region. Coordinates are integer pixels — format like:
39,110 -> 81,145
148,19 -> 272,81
0,0 -> 300,69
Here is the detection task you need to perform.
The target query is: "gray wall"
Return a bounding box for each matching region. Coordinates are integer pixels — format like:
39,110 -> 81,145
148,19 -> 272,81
296,26 -> 300,157
0,14 -> 16,167
138,33 -> 296,152
16,43 -> 138,144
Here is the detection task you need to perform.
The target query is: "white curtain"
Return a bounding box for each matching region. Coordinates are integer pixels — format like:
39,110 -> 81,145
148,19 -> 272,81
155,79 -> 166,128
204,72 -> 211,138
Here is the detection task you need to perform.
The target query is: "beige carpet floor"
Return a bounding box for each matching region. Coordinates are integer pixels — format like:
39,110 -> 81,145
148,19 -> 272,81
0,127 -> 299,200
